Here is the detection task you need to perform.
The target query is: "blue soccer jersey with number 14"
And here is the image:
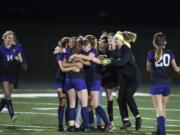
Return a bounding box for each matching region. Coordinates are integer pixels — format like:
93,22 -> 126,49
147,49 -> 175,85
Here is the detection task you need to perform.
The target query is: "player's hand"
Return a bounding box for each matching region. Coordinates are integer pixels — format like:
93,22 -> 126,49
75,62 -> 83,69
101,58 -> 111,65
72,67 -> 80,72
99,55 -> 107,60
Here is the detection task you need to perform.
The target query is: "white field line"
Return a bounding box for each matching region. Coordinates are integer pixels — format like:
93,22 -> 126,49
20,128 -> 44,131
31,106 -> 180,113
0,124 -> 55,129
0,92 -> 180,98
101,106 -> 180,112
1,109 -> 180,123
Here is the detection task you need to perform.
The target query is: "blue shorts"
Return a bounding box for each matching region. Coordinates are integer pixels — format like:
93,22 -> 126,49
0,76 -> 16,84
54,82 -> 63,91
150,85 -> 171,96
64,78 -> 87,91
87,80 -> 101,91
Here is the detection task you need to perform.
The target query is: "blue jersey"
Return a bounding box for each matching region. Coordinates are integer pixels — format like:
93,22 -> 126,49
55,53 -> 65,77
0,45 -> 20,76
80,48 -> 101,82
147,49 -> 174,85
54,53 -> 65,85
64,48 -> 85,79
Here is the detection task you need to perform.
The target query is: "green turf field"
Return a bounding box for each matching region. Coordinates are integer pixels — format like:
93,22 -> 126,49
0,85 -> 180,135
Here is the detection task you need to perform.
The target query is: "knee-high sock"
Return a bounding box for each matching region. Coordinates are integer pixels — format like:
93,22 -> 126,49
68,108 -> 75,127
96,106 -> 109,125
0,98 -> 6,112
157,116 -> 166,134
58,106 -> 65,127
6,100 -> 14,118
88,108 -> 94,125
81,107 -> 89,128
107,100 -> 113,121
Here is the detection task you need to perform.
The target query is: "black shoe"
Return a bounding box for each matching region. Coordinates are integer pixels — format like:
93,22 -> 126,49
58,125 -> 64,131
120,121 -> 131,129
135,117 -> 142,130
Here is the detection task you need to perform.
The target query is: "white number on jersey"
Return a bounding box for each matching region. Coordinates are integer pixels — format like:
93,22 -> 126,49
7,55 -> 13,61
155,54 -> 170,67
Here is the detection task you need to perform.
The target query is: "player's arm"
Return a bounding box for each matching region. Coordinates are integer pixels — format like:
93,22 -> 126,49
146,60 -> 152,72
14,53 -> 23,63
58,60 -> 79,72
74,57 -> 91,66
110,46 -> 131,66
171,59 -> 180,73
75,53 -> 94,61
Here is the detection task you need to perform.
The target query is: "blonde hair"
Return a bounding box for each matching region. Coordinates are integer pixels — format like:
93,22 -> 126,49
114,31 -> 131,48
2,30 -> 15,40
153,32 -> 167,61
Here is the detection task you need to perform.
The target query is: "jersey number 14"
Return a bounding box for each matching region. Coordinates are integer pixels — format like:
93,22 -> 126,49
155,54 -> 170,67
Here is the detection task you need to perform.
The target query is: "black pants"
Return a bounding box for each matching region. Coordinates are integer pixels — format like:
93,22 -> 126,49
117,77 -> 139,122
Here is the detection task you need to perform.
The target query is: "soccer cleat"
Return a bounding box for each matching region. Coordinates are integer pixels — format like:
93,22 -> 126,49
135,117 -> 142,130
12,115 -> 17,123
104,123 -> 112,131
120,121 -> 131,129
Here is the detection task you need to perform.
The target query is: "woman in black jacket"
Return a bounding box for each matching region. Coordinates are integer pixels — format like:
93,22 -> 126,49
109,31 -> 142,130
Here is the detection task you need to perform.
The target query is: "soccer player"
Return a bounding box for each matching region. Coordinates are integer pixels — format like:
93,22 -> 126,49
108,31 -> 142,130
0,30 -> 23,122
146,32 -> 180,135
72,35 -> 112,131
63,37 -> 90,132
54,37 -> 78,131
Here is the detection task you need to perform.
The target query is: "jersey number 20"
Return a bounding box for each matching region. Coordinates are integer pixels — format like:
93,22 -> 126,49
155,54 -> 170,67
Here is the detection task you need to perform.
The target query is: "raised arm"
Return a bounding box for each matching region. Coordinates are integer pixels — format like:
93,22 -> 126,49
171,59 -> 180,73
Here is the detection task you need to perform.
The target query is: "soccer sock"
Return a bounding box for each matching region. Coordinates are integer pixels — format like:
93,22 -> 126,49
0,98 -> 6,112
88,109 -> 94,125
96,106 -> 109,125
6,100 -> 14,118
58,106 -> 65,127
81,107 -> 89,128
65,108 -> 69,126
68,108 -> 75,127
157,116 -> 165,134
107,100 -> 113,121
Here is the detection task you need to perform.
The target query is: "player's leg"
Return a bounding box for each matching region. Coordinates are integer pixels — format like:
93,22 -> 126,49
67,88 -> 76,131
126,78 -> 141,130
57,89 -> 66,131
117,79 -> 131,129
152,94 -> 165,135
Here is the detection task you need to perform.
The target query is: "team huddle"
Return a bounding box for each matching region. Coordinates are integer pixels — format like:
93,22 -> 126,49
0,30 -> 180,135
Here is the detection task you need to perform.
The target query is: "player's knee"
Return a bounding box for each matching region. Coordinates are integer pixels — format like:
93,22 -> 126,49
4,94 -> 11,100
59,97 -> 66,106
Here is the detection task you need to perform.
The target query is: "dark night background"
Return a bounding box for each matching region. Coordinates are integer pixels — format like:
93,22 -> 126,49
1,0 -> 180,87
